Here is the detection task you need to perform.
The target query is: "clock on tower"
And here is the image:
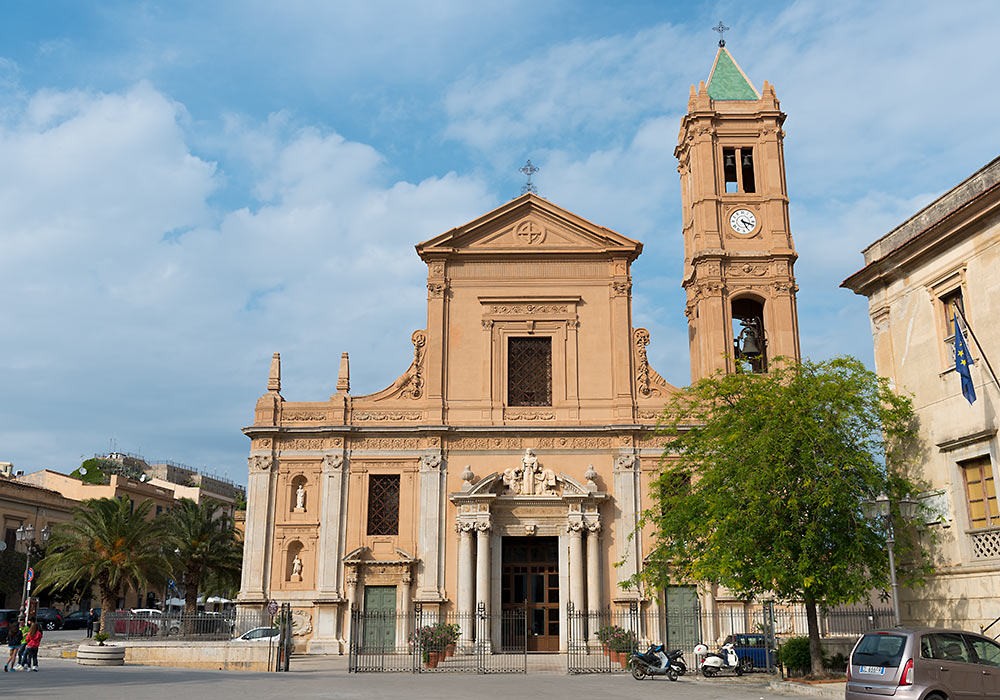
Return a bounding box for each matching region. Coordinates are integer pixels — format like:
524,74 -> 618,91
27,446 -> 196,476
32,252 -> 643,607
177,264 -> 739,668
674,43 -> 801,381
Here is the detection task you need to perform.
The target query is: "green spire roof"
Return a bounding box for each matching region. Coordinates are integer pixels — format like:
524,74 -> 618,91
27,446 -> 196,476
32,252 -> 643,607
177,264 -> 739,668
706,47 -> 760,101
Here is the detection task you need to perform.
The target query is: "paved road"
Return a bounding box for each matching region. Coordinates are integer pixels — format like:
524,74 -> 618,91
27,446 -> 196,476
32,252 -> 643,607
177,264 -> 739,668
6,656 -> 803,699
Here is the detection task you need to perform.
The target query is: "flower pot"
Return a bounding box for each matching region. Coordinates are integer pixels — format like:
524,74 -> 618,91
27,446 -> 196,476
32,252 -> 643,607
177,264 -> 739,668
445,644 -> 455,658
425,651 -> 441,668
602,646 -> 610,657
77,643 -> 125,666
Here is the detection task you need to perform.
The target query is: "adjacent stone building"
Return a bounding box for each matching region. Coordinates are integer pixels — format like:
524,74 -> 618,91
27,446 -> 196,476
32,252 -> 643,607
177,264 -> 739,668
238,46 -> 802,654
842,157 -> 1000,631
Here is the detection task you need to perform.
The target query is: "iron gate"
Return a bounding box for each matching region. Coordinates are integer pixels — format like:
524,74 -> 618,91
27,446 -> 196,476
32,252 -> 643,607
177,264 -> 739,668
349,602 -> 526,674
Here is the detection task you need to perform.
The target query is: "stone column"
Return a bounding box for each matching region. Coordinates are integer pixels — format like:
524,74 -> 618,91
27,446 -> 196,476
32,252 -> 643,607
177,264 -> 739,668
457,524 -> 476,651
569,523 -> 585,609
344,565 -> 359,649
397,570 -> 412,652
475,521 -> 491,651
239,455 -> 274,601
586,522 -> 602,641
316,454 -> 345,593
613,453 -> 641,599
416,453 -> 444,601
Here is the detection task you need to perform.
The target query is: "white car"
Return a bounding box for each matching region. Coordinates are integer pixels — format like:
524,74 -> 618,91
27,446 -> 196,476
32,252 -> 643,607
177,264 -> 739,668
238,626 -> 279,642
129,609 -> 181,635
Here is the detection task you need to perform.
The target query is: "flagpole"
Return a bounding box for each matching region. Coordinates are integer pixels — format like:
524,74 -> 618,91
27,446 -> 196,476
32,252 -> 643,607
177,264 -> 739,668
954,303 -> 1000,390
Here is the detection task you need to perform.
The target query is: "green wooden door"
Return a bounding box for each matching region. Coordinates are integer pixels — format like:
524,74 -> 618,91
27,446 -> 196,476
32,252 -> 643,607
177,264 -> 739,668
363,585 -> 397,650
665,585 -> 699,650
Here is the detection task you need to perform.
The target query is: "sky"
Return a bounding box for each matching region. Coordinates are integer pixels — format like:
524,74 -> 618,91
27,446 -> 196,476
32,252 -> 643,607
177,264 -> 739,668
2,0 -> 999,486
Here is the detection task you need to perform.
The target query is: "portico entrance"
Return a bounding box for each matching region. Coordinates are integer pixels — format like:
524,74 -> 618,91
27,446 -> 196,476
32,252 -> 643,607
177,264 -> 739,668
501,537 -> 559,652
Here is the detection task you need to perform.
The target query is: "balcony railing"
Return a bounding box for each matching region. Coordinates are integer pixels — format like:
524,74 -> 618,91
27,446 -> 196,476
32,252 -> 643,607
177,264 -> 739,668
969,526 -> 1000,560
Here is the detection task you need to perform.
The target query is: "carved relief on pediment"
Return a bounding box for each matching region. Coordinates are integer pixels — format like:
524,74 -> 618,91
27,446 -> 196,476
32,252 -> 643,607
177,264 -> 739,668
500,449 -> 560,496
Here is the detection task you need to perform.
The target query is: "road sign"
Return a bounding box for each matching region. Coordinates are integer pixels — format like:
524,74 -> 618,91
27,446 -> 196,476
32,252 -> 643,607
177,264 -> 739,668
267,600 -> 278,616
26,568 -> 33,583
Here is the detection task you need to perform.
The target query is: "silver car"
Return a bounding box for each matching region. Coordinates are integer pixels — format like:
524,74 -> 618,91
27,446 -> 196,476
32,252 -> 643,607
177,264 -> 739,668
847,628 -> 1000,700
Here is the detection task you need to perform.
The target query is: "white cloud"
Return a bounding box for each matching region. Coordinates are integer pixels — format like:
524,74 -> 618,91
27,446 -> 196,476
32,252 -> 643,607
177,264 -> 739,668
0,82 -> 494,478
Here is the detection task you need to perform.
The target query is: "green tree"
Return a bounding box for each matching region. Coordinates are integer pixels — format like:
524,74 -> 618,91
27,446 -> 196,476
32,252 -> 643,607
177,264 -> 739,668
167,499 -> 242,617
635,356 -> 932,675
35,497 -> 171,635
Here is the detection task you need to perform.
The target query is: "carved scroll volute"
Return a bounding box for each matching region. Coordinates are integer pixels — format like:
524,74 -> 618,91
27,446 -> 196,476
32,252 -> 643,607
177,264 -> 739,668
634,328 -> 653,397
405,330 -> 427,399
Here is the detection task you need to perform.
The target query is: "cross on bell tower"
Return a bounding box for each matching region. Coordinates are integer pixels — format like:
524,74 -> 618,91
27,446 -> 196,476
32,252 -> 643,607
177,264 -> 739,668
674,46 -> 801,381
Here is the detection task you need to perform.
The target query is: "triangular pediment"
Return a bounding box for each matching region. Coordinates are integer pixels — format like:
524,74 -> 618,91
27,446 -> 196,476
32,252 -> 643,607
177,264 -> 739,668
416,194 -> 642,260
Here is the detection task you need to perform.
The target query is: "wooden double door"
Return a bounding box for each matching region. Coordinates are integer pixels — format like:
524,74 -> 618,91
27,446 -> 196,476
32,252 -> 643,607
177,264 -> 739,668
501,537 -> 559,652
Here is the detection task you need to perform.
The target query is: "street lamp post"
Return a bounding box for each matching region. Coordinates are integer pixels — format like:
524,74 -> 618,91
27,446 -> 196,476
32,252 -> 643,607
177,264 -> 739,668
863,493 -> 918,626
16,524 -> 50,617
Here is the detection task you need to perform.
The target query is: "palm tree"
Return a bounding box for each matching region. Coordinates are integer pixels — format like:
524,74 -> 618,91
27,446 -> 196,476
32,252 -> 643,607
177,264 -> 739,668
168,498 -> 242,618
36,496 -> 171,636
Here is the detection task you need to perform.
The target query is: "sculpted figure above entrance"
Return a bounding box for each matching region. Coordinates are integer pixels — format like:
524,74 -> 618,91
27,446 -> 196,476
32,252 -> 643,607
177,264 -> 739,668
502,448 -> 559,496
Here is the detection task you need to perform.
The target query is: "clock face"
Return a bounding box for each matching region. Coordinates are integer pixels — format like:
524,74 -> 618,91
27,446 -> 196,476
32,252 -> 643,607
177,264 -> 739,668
729,208 -> 757,234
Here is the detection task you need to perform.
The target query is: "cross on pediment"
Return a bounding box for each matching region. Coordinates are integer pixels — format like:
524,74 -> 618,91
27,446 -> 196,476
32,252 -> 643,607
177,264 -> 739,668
515,220 -> 544,245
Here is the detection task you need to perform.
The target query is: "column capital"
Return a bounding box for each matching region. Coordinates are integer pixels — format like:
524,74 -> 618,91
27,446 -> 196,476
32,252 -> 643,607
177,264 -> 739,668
566,521 -> 585,534
322,454 -> 344,473
248,455 -> 274,472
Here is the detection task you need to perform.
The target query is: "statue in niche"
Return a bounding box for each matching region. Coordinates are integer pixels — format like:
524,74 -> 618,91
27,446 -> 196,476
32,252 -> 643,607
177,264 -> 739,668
295,483 -> 306,511
291,553 -> 303,581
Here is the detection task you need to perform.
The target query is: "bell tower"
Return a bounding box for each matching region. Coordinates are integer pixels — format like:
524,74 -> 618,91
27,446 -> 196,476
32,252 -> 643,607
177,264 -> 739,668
675,44 -> 801,382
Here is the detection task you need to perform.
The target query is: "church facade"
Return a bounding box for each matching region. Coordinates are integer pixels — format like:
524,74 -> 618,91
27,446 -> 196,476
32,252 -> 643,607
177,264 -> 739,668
237,46 -> 801,654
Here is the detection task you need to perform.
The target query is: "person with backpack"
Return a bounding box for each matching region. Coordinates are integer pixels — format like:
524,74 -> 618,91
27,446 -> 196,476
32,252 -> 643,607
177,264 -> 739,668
22,623 -> 41,671
4,617 -> 23,672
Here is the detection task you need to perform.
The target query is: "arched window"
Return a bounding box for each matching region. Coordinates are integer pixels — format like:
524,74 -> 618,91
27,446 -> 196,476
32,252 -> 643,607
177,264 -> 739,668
732,297 -> 766,373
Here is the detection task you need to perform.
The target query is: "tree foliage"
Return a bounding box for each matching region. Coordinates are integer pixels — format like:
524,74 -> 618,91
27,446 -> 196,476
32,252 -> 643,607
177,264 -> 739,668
167,498 -> 242,616
635,356 -> 932,674
35,497 -> 172,634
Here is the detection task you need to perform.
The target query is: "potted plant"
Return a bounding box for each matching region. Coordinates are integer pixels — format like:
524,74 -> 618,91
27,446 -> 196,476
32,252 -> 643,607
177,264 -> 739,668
93,633 -> 109,646
596,625 -> 618,656
442,623 -> 460,657
416,624 -> 446,668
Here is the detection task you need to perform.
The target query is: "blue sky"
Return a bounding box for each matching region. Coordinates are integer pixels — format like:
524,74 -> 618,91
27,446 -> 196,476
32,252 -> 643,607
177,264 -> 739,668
2,1 -> 999,485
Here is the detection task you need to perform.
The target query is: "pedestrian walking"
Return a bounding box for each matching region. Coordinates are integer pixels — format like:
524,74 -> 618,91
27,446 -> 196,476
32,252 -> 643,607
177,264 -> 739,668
22,623 -> 41,672
4,617 -> 23,672
87,608 -> 97,638
14,617 -> 31,670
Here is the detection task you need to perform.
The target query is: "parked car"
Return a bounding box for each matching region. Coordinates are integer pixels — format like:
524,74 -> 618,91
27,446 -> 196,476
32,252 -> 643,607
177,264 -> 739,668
846,627 -> 1000,700
721,633 -> 776,672
35,608 -> 64,631
237,626 -> 279,642
62,610 -> 91,630
130,609 -> 181,635
0,610 -> 19,638
112,610 -> 158,636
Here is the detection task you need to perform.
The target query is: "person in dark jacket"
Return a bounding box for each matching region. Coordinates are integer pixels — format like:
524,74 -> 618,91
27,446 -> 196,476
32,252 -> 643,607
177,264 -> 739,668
5,617 -> 24,672
87,608 -> 97,638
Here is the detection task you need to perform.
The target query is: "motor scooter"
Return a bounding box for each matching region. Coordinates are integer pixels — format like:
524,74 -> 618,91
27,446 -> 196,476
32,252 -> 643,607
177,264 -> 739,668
629,644 -> 679,681
695,642 -> 743,677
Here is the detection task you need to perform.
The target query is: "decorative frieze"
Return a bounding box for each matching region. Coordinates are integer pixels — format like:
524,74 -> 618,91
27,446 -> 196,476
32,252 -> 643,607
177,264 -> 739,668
503,409 -> 556,421
283,412 -> 328,422
490,303 -> 568,315
637,409 -> 662,420
281,438 -> 325,451
352,410 -> 422,422
350,437 -> 422,450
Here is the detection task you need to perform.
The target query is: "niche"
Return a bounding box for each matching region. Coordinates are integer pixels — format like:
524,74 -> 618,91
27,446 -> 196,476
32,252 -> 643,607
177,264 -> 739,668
287,541 -> 304,582
290,475 -> 308,513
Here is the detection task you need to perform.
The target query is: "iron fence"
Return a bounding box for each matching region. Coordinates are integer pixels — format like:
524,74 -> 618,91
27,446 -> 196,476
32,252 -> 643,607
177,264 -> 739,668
567,602 -> 894,674
104,609 -> 272,642
349,602 -> 527,674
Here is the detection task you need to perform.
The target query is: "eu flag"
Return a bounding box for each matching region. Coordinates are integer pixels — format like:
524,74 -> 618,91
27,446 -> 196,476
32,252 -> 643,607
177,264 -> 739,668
955,314 -> 976,405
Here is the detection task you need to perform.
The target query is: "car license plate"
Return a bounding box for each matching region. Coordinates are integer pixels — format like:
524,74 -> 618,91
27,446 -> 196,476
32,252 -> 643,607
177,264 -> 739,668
859,666 -> 885,675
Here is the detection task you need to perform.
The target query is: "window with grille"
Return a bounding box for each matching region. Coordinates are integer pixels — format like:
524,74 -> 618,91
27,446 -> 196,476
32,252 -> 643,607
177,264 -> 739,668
367,474 -> 400,535
961,455 -> 997,529
507,337 -> 552,406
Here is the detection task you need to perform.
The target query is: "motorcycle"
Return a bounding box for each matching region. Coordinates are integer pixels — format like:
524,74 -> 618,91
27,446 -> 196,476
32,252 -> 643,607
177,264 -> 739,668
695,642 -> 743,677
630,644 -> 679,681
666,648 -> 688,676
